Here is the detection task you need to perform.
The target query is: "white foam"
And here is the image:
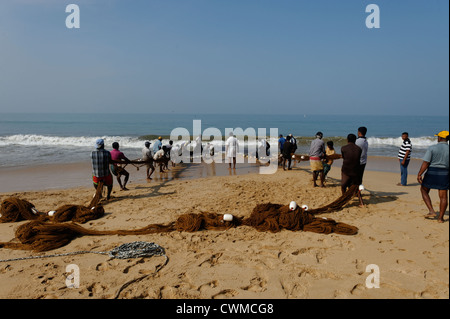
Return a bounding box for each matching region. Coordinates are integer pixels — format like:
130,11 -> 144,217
0,134 -> 278,150
367,136 -> 438,148
0,134 -> 151,149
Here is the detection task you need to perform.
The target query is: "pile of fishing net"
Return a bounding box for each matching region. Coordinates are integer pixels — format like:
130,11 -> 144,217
0,182 -> 105,224
0,185 -> 359,252
0,197 -> 105,224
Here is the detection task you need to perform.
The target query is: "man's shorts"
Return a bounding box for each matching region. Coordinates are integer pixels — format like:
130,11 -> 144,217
93,174 -> 113,187
110,164 -> 126,176
422,167 -> 449,190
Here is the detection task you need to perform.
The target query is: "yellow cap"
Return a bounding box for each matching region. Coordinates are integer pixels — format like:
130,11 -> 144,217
435,131 -> 449,138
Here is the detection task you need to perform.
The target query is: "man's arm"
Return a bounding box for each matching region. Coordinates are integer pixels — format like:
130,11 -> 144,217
401,149 -> 410,165
417,161 -> 430,184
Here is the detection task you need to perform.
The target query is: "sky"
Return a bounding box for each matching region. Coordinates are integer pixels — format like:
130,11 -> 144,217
0,0 -> 448,115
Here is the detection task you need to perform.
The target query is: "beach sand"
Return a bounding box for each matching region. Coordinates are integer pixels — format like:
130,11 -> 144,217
0,157 -> 448,299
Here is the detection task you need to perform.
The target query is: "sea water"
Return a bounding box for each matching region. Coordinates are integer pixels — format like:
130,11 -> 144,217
0,113 -> 448,168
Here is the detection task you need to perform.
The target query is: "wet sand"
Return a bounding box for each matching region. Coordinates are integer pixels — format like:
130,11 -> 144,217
0,156 -> 424,193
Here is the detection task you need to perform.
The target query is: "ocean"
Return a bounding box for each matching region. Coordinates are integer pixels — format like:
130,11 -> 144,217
0,113 -> 448,168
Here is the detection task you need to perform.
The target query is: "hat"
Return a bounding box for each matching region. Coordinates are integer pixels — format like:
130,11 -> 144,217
158,136 -> 162,140
435,131 -> 449,139
95,139 -> 104,148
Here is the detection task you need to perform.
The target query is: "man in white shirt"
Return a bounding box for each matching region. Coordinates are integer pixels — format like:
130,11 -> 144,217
225,132 -> 239,169
141,141 -> 154,180
355,126 -> 368,184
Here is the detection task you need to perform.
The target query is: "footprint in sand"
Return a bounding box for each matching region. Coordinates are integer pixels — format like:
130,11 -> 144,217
212,289 -> 239,299
198,253 -> 223,267
350,283 -> 365,296
241,276 -> 267,293
198,280 -> 219,293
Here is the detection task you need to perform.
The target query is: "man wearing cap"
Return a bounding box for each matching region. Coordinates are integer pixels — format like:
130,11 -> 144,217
309,132 -> 326,187
91,139 -> 113,200
417,131 -> 449,223
153,136 -> 163,154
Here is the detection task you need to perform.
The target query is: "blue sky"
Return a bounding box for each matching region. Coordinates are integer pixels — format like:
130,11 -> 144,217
0,0 -> 448,115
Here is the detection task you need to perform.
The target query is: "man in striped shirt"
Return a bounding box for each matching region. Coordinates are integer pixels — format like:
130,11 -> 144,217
397,132 -> 412,186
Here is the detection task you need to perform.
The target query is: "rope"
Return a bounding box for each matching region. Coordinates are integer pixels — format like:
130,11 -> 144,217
0,241 -> 167,263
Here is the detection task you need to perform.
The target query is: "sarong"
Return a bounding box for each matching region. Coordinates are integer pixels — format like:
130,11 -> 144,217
310,156 -> 323,171
422,167 -> 449,190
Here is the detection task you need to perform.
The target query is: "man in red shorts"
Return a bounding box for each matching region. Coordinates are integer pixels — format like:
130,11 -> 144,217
91,139 -> 113,200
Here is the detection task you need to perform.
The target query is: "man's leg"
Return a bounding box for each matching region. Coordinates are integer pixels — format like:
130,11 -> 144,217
312,171 -> 318,187
400,160 -> 409,186
420,185 -> 435,215
122,170 -> 129,190
116,174 -> 124,190
341,173 -> 350,195
438,189 -> 448,222
319,170 -> 325,187
106,185 -> 112,200
399,159 -> 405,185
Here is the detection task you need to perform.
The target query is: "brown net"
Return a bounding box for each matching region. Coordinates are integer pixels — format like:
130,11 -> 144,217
308,184 -> 359,215
0,182 -> 105,224
0,183 -> 359,252
0,198 -> 39,223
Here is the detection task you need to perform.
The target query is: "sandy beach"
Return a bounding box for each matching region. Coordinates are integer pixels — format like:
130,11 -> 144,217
0,157 -> 448,299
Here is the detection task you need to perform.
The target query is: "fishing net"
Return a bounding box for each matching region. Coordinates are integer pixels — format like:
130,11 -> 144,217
0,182 -> 105,224
0,182 -> 360,252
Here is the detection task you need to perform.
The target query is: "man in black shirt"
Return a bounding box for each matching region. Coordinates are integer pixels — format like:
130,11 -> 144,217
341,134 -> 365,207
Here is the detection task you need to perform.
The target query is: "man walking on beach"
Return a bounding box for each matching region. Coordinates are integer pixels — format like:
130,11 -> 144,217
355,126 -> 368,183
397,132 -> 412,186
417,130 -> 449,223
309,132 -> 326,187
91,139 -> 113,200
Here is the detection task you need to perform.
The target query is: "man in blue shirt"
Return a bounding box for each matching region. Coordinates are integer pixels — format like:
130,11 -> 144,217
417,130 -> 449,223
153,136 -> 163,154
278,134 -> 286,154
